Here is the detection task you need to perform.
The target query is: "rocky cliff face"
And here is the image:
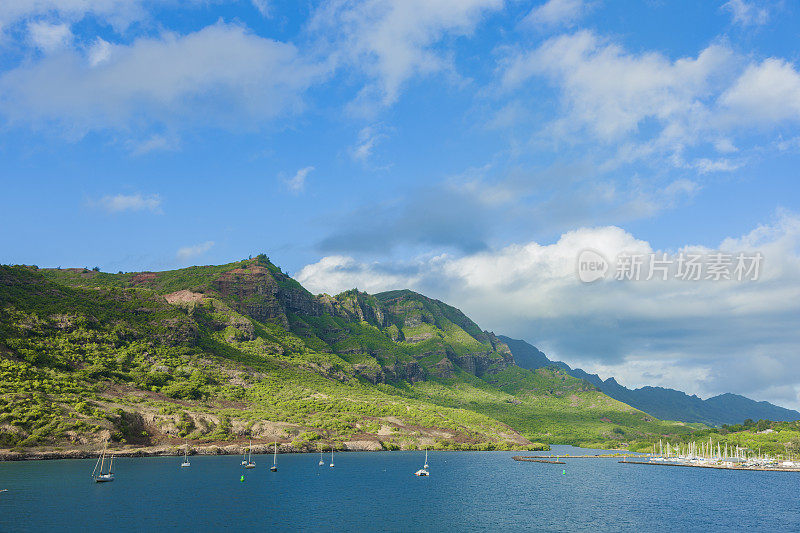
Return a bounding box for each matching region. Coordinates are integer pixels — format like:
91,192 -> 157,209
211,264 -> 325,329
185,262 -> 517,385
318,290 -> 387,326
212,266 -> 288,327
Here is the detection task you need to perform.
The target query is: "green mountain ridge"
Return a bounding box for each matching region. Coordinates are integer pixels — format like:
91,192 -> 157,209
500,336 -> 800,426
0,257 -> 696,453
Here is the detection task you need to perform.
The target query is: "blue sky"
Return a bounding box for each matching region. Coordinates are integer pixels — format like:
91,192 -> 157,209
2,0 -> 800,407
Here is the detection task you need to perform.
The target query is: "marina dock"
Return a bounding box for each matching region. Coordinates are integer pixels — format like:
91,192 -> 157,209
619,460 -> 800,472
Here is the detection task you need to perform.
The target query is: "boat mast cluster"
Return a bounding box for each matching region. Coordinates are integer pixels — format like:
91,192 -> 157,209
649,438 -> 794,468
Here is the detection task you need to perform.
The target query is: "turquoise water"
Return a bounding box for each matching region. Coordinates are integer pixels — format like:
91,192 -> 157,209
1,445 -> 799,532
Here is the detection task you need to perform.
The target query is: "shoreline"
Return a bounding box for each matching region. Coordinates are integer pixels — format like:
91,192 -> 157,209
0,442 -> 550,462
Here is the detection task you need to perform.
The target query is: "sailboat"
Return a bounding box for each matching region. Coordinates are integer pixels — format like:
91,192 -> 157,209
415,448 -> 429,476
270,441 -> 278,472
329,446 -> 335,468
245,439 -> 256,469
92,443 -> 115,482
181,442 -> 191,468
318,448 -> 324,466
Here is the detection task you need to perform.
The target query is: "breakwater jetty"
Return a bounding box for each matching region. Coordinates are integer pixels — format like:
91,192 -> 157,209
512,456 -> 566,464
513,453 -> 640,460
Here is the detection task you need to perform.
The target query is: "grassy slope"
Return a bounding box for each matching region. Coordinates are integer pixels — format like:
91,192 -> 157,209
407,366 -> 697,448
2,262 -> 699,451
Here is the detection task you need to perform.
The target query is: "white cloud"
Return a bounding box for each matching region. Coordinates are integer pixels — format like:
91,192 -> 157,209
126,134 -> 180,155
720,58 -> 800,125
309,0 -> 503,110
351,124 -> 388,162
498,30 -> 800,175
776,136 -> 800,152
251,0 -> 270,17
286,166 -> 314,193
297,211 -> 800,408
502,31 -> 734,141
296,255 -> 415,295
0,0 -> 149,33
722,0 -> 769,26
95,193 -> 162,213
521,0 -> 589,28
0,21 -> 326,136
176,240 -> 215,261
87,37 -> 112,67
27,21 -> 73,52
693,157 -> 743,174
713,138 -> 738,153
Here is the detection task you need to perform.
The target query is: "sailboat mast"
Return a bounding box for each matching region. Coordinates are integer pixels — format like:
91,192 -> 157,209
92,451 -> 102,477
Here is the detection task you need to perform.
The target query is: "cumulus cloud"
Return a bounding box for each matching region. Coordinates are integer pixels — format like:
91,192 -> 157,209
521,0 -> 589,28
309,0 -> 503,110
498,29 -> 800,176
502,31 -> 735,141
297,211 -> 800,408
27,21 -> 73,52
176,240 -> 215,261
94,193 -> 162,213
722,0 -> 769,26
720,58 -> 800,125
0,22 -> 326,136
285,166 -> 314,193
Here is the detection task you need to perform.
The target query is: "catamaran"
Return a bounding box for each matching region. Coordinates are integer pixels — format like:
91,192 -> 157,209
244,439 -> 256,469
181,442 -> 191,468
92,443 -> 115,482
414,449 -> 429,476
270,442 -> 278,472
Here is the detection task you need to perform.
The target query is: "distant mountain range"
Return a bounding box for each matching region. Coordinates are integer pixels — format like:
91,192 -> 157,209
499,336 -> 800,427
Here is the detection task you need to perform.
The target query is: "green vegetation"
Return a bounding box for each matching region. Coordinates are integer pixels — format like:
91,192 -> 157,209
0,260 -> 702,453
665,419 -> 800,458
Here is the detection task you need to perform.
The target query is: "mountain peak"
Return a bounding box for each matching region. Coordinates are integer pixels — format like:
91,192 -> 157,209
501,336 -> 800,426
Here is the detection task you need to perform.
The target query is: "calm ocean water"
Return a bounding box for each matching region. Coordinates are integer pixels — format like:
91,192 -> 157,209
1,445 -> 798,532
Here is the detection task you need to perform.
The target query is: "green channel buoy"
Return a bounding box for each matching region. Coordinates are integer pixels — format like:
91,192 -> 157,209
240,475 -> 245,482
562,469 -> 566,475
